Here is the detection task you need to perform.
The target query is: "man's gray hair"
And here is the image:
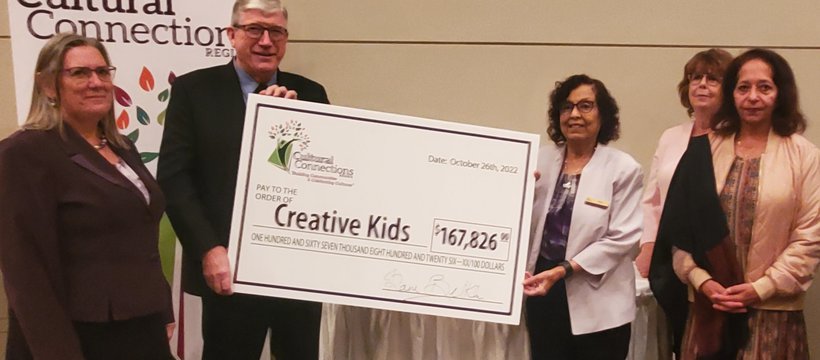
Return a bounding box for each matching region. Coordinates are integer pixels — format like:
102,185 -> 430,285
232,0 -> 288,25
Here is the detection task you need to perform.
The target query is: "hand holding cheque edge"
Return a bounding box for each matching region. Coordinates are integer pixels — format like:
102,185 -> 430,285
259,84 -> 298,99
203,246 -> 233,295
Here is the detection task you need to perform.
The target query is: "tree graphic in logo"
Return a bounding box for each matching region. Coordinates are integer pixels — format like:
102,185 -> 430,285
268,120 -> 309,171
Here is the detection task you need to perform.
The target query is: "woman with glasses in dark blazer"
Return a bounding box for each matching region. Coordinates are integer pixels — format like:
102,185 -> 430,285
0,33 -> 174,360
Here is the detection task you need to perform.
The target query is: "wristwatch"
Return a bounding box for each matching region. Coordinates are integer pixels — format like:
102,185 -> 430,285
559,260 -> 574,278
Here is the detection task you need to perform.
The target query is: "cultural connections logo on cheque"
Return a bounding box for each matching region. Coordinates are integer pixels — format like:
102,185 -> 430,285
267,120 -> 356,185
267,120 -> 310,171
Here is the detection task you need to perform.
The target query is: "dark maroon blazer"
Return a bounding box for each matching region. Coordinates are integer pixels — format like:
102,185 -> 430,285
0,126 -> 172,360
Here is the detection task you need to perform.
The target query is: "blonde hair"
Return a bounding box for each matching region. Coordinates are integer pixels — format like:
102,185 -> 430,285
25,33 -> 128,149
231,0 -> 288,25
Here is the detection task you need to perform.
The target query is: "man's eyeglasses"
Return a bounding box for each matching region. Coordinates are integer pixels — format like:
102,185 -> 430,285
62,66 -> 116,83
234,24 -> 289,41
559,100 -> 596,115
688,72 -> 721,86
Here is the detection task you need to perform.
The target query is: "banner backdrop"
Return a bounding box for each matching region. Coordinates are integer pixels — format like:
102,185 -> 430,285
7,1 -> 240,358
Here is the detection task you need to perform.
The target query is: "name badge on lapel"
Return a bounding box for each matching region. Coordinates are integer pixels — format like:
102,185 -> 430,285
584,197 -> 609,209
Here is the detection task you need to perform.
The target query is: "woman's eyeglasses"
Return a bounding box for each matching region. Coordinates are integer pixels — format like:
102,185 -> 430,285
62,66 -> 117,83
559,100 -> 596,115
688,72 -> 721,86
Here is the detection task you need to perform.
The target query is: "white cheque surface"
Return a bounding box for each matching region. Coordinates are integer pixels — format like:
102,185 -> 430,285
227,95 -> 539,324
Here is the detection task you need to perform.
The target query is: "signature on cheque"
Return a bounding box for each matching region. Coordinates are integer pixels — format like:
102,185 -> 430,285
382,269 -> 484,302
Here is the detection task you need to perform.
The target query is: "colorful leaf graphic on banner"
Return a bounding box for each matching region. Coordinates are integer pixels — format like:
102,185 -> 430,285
114,86 -> 132,107
139,67 -> 155,91
137,106 -> 150,125
157,109 -> 167,125
168,71 -> 176,85
158,89 -> 170,102
127,129 -> 139,143
116,110 -> 130,129
141,152 -> 159,163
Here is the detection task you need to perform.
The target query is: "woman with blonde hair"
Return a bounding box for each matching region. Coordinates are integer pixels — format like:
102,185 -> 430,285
643,48 -> 732,357
0,33 -> 174,359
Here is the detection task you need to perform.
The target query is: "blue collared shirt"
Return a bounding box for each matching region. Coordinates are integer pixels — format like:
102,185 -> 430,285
233,59 -> 278,103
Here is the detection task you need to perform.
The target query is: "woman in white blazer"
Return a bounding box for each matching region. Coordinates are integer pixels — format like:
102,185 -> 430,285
523,74 -> 643,360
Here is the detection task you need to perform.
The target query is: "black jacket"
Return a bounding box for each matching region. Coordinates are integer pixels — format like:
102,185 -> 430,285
157,62 -> 329,295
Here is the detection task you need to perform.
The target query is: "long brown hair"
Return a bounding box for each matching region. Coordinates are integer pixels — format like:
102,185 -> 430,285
25,33 -> 128,149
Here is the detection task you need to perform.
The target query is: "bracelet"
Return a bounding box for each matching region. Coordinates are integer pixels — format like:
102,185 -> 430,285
559,261 -> 574,278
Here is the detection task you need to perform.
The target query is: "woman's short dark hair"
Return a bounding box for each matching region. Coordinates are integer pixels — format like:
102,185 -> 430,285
677,48 -> 733,117
547,74 -> 620,145
713,48 -> 806,136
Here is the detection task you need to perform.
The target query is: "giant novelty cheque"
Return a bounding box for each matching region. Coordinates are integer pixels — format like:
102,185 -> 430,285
227,96 -> 539,324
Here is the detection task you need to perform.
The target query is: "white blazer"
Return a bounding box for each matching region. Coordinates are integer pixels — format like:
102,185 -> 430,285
527,144 -> 644,334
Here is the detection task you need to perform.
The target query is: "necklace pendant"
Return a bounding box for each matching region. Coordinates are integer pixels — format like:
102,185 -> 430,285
93,137 -> 108,150
562,181 -> 571,189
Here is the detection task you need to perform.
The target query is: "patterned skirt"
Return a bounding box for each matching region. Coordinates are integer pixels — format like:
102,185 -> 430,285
680,307 -> 809,360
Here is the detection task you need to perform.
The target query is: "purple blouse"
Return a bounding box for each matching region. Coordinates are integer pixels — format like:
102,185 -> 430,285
540,172 -> 580,261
